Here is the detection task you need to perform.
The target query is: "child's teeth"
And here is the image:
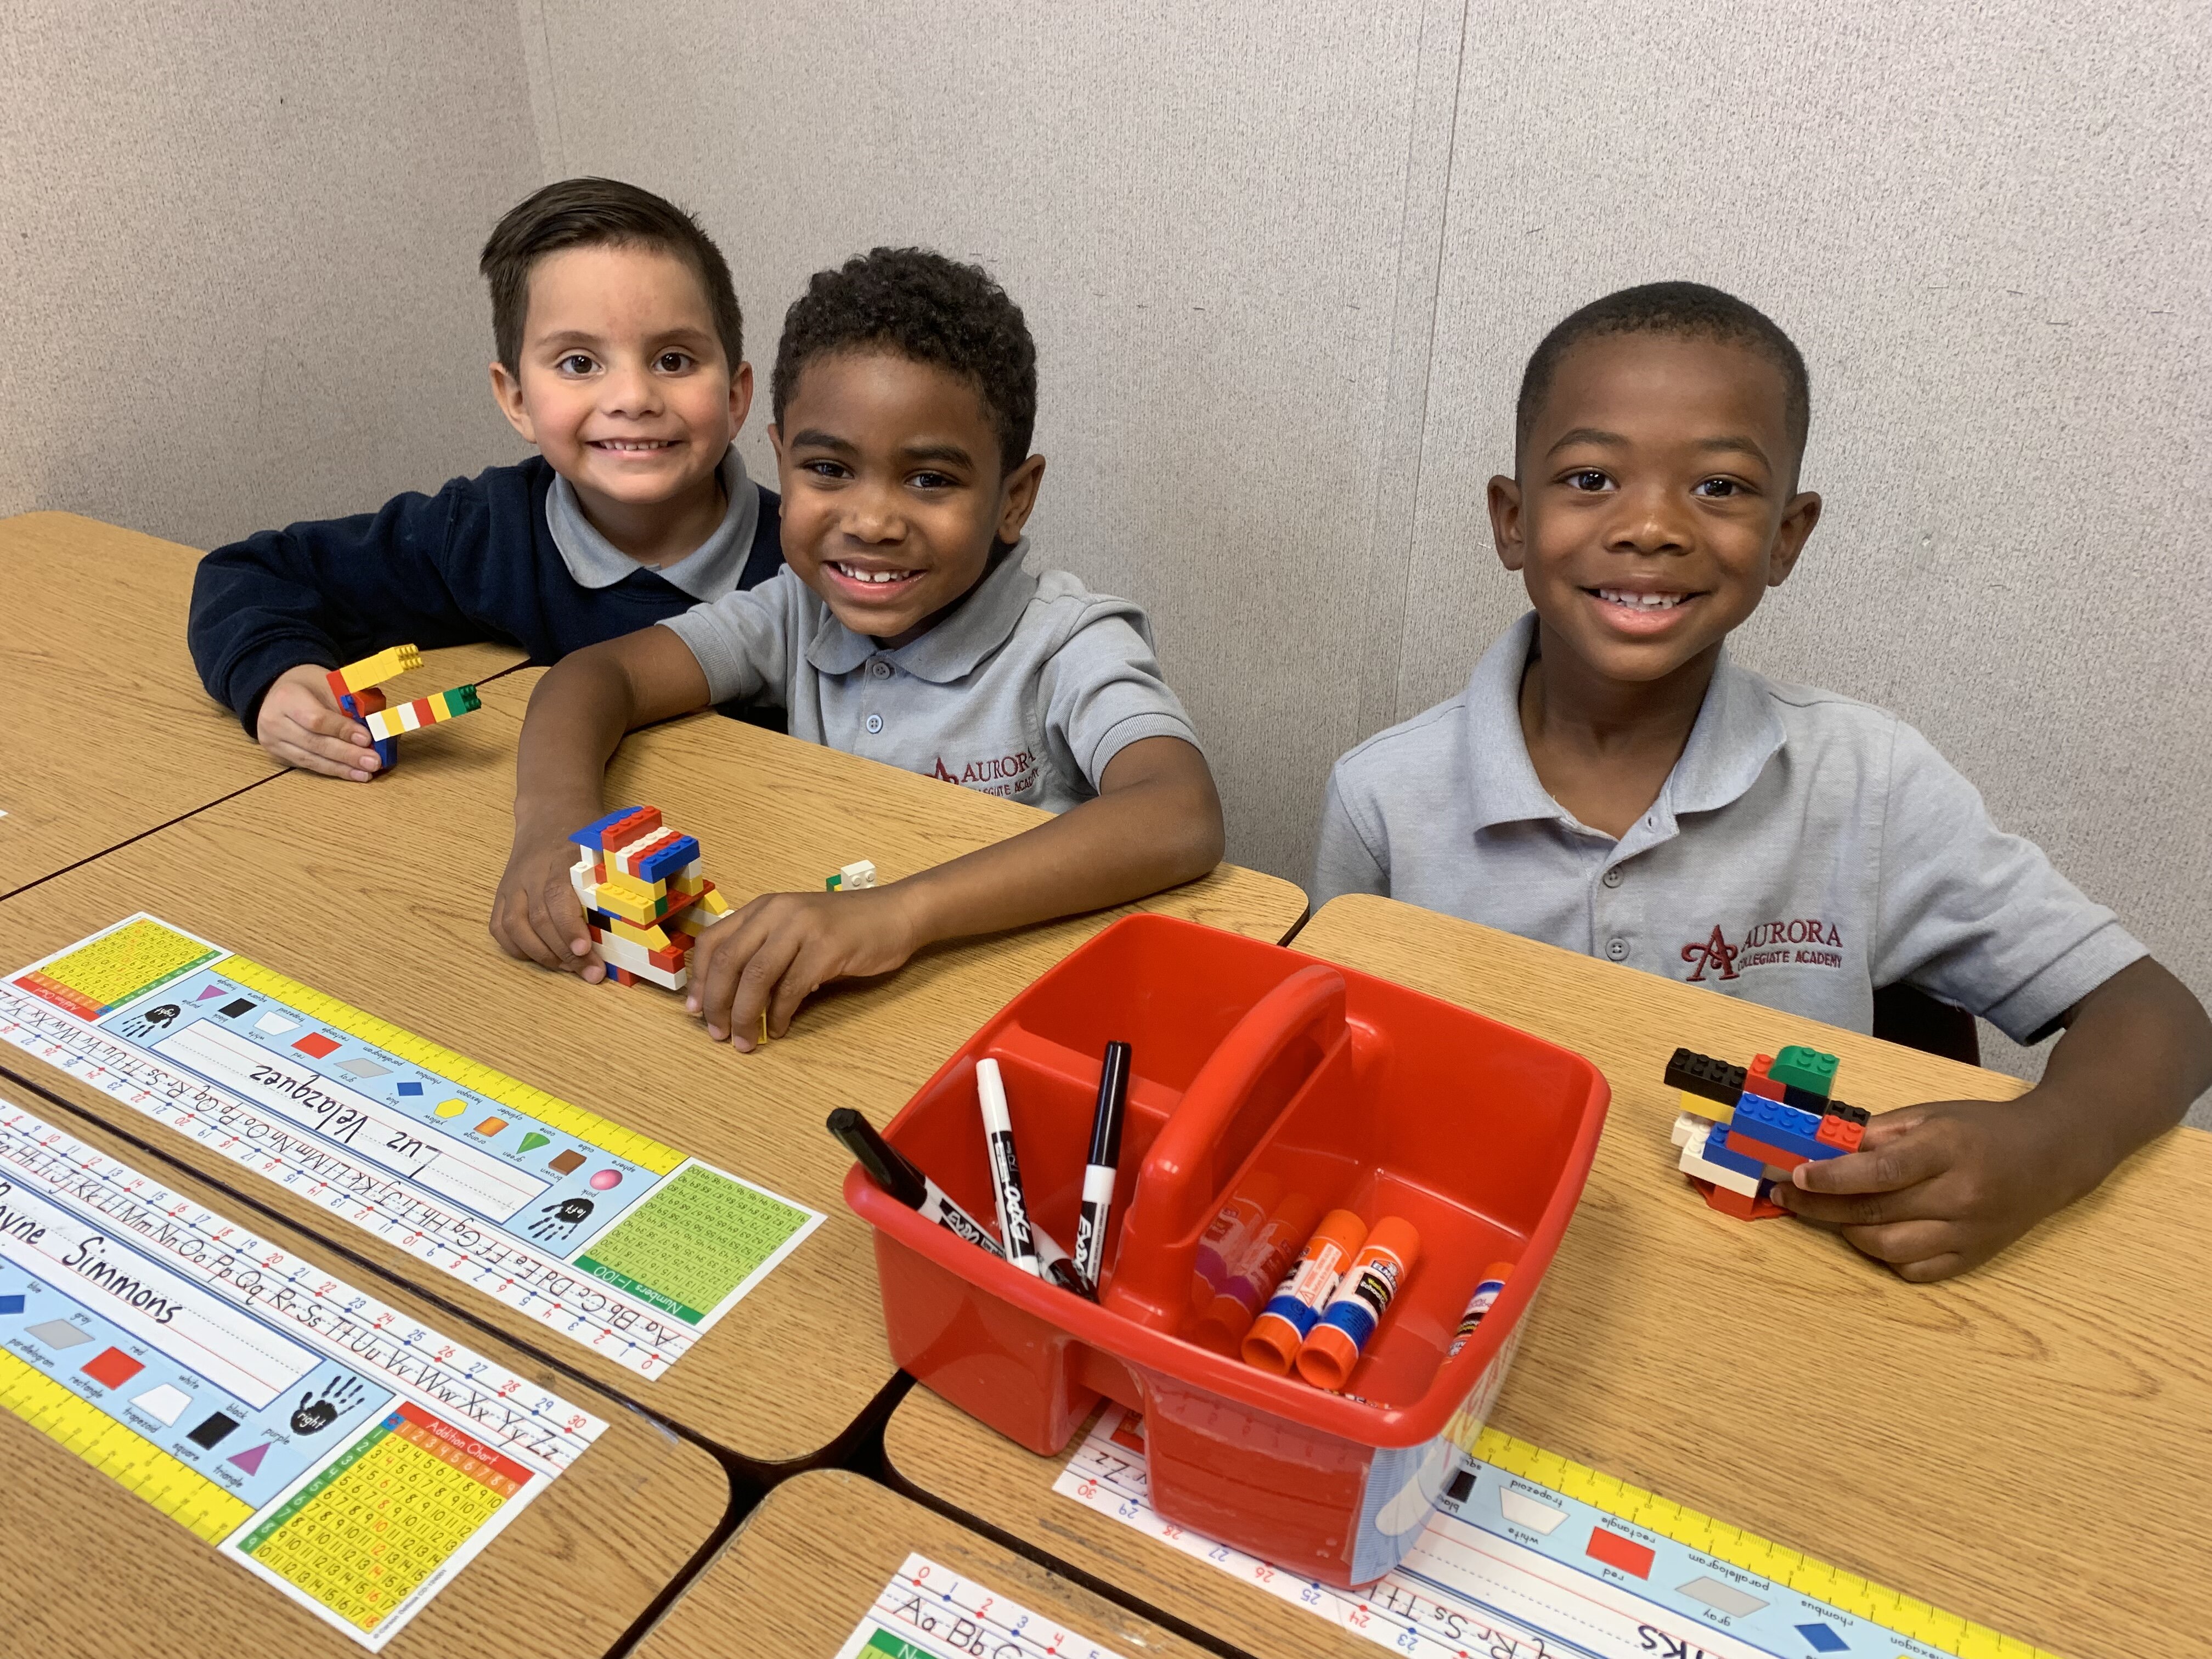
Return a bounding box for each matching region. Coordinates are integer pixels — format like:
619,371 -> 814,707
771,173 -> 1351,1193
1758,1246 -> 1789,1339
1600,589 -> 1682,609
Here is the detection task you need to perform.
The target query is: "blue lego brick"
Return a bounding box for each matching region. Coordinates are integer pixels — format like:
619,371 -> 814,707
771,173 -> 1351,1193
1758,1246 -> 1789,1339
635,833 -> 701,884
569,807 -> 641,851
1727,1103 -> 1837,1164
1735,1091 -> 1822,1141
371,735 -> 400,769
1699,1124 -> 1767,1178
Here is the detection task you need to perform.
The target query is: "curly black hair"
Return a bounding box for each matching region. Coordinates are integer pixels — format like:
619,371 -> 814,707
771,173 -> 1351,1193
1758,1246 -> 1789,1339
1516,281 -> 1809,477
772,248 -> 1037,476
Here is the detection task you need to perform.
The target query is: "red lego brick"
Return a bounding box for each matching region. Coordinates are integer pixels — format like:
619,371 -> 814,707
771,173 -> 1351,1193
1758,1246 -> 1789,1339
646,946 -> 684,971
1695,1176 -> 1791,1221
1725,1128 -> 1810,1172
608,967 -> 637,986
1745,1054 -> 1785,1099
1817,1115 -> 1865,1152
600,807 -> 664,851
325,668 -> 351,702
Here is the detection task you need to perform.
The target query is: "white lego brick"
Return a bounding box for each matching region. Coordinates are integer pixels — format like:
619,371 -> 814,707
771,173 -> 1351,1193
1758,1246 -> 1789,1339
569,849 -> 596,911
836,859 -> 877,890
1679,1141 -> 1763,1198
594,926 -> 689,991
1672,1110 -> 1716,1149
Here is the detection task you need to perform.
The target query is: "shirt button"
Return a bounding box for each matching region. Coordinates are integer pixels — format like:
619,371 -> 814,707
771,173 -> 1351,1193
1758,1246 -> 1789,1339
865,713 -> 883,735
868,660 -> 891,679
1605,937 -> 1629,961
1601,867 -> 1625,889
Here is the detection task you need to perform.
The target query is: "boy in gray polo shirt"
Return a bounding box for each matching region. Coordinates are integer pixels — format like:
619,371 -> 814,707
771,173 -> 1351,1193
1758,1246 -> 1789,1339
1312,282 -> 2210,1281
492,248 -> 1222,1049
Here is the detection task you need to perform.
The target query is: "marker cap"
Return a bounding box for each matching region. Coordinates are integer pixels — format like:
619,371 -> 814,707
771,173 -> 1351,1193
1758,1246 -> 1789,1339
1294,1216 -> 1421,1392
1239,1207 -> 1368,1374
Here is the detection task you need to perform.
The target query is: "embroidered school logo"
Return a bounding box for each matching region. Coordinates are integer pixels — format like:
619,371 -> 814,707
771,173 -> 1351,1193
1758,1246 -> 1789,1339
928,748 -> 1039,799
1681,917 -> 1846,981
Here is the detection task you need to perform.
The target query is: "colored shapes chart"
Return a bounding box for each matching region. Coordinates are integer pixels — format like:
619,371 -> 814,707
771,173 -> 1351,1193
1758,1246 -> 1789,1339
26,1317 -> 94,1349
131,1383 -> 194,1426
228,1441 -> 273,1476
292,1031 -> 341,1060
81,1345 -> 146,1390
189,1411 -> 242,1449
0,1293 -> 25,1316
1680,1575 -> 1768,1617
1494,1485 -> 1566,1535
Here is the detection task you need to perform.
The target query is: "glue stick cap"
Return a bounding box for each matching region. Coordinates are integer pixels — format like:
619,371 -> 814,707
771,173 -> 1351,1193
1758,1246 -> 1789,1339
1239,1207 -> 1368,1375
1293,1216 -> 1422,1393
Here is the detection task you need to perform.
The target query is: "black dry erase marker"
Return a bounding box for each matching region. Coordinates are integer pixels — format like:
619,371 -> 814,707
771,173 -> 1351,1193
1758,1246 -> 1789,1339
1072,1040 -> 1131,1293
827,1104 -> 1080,1278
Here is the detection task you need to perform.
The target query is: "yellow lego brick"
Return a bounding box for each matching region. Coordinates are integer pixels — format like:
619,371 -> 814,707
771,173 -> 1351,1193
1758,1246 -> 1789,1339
609,916 -> 672,949
600,866 -> 665,904
1681,1088 -> 1735,1121
330,642 -> 424,695
593,885 -> 672,928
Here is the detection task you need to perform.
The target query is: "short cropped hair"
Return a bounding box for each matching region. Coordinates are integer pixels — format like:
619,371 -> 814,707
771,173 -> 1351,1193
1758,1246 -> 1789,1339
1516,281 -> 1810,470
478,177 -> 742,374
772,248 -> 1037,476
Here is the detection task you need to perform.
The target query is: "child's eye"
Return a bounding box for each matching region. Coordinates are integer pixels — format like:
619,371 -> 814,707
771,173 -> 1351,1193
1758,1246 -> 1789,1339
654,352 -> 694,374
909,471 -> 956,491
556,353 -> 597,376
801,459 -> 851,479
1562,469 -> 1612,492
1692,477 -> 1744,498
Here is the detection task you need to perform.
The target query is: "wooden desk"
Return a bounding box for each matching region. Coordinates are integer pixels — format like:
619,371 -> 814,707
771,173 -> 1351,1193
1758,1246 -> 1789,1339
885,894 -> 2212,1659
1,1085 -> 728,1659
631,1468 -> 1205,1659
0,670 -> 1307,1471
0,511 -> 524,896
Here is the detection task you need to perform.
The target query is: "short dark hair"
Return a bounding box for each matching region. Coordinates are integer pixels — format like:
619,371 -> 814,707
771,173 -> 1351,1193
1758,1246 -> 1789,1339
1516,281 -> 1810,471
478,177 -> 742,374
772,247 -> 1037,476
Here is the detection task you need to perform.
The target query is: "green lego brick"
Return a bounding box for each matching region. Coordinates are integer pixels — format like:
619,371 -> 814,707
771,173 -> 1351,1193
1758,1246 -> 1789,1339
1769,1045 -> 1839,1097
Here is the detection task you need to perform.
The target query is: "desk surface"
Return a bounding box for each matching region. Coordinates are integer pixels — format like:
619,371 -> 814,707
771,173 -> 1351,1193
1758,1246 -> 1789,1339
0,670 -> 1307,1469
1,1086 -> 727,1659
0,511 -> 524,896
631,1468 -> 1206,1659
885,893 -> 2212,1659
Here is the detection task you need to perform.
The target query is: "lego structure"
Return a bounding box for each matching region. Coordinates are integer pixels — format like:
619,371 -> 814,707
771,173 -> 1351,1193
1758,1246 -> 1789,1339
825,859 -> 877,891
326,643 -> 481,772
1665,1043 -> 1870,1220
567,806 -> 732,989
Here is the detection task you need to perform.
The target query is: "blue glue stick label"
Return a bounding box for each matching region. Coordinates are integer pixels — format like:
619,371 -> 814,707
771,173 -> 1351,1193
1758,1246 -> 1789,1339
1319,1255 -> 1406,1351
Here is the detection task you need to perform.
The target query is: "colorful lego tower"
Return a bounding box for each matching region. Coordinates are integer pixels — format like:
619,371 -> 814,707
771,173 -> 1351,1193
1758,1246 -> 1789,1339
1664,1044 -> 1870,1221
325,644 -> 482,774
566,806 -> 733,989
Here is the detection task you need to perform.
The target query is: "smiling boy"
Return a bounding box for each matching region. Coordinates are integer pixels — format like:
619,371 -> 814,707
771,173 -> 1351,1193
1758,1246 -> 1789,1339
189,178 -> 783,778
492,247 -> 1223,1044
1313,282 -> 2210,1280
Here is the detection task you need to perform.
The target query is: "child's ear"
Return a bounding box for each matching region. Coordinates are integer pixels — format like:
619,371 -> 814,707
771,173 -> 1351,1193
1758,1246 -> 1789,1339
1766,490 -> 1823,586
489,362 -> 535,443
726,360 -> 755,432
996,454 -> 1047,544
1487,474 -> 1526,571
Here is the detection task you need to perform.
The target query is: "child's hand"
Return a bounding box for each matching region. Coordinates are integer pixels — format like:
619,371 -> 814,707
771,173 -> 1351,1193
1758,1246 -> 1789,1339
685,888 -> 924,1049
1764,1096 -> 2080,1282
489,826 -> 604,981
257,663 -> 381,780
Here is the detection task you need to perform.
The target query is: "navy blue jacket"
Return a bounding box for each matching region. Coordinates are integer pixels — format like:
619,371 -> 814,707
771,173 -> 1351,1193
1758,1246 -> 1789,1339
189,455 -> 784,731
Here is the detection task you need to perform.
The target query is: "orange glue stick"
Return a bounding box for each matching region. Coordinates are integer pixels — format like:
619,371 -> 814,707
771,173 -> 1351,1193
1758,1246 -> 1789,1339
1240,1209 -> 1368,1374
1294,1216 -> 1421,1392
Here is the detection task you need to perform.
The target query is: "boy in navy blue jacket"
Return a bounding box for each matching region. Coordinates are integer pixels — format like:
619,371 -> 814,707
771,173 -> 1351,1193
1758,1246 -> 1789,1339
189,177 -> 783,780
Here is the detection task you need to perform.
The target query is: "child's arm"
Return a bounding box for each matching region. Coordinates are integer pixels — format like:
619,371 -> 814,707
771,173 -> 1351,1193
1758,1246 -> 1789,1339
683,735 -> 1223,1047
1769,957 -> 2212,1279
190,482 -> 486,777
490,627 -> 714,979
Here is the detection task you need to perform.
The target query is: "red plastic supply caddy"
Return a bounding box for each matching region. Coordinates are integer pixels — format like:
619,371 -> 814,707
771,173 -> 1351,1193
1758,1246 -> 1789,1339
845,915 -> 1608,1585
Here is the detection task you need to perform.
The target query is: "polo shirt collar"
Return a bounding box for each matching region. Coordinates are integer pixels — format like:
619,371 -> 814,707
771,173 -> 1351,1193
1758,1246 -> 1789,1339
1460,610 -> 1787,836
806,541 -> 1039,683
545,446 -> 758,599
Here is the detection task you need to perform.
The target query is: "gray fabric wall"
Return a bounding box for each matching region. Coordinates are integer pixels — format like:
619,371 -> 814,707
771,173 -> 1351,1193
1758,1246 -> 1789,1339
0,1 -> 539,548
6,3 -> 2204,1102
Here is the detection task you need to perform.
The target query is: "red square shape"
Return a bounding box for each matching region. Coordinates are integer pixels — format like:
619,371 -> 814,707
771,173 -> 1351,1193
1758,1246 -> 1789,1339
81,1346 -> 145,1390
1586,1526 -> 1656,1578
292,1032 -> 341,1059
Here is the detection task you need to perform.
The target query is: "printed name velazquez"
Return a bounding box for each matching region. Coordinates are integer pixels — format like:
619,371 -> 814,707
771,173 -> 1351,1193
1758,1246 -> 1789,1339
1680,918 -> 1846,981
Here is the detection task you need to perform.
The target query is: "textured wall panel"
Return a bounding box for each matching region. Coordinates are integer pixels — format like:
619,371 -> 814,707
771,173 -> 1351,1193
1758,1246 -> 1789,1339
0,2 -> 541,550
524,0 -> 1459,882
1398,0 -> 2210,1094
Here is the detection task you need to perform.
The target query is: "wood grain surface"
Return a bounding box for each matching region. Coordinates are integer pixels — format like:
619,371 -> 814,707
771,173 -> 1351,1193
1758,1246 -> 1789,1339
0,1081 -> 728,1659
0,511 -> 524,896
0,669 -> 1306,1469
631,1467 -> 1208,1659
884,893 -> 2212,1659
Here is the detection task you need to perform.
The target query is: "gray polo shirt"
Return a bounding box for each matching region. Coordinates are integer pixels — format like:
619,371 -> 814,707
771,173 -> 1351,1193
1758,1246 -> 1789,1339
1312,611 -> 2144,1042
548,445 -> 761,599
658,541 -> 1200,815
